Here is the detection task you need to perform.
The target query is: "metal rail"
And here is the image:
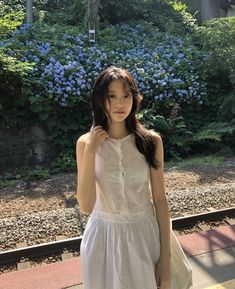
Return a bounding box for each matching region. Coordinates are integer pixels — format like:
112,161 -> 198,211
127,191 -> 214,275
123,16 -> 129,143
0,236 -> 82,265
171,207 -> 235,229
0,207 -> 234,265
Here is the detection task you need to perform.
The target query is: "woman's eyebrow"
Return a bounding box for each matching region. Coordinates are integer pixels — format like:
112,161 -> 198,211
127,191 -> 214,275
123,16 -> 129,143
108,90 -> 131,94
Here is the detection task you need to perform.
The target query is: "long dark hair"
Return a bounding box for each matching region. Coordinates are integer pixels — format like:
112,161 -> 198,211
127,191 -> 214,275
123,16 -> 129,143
91,66 -> 161,169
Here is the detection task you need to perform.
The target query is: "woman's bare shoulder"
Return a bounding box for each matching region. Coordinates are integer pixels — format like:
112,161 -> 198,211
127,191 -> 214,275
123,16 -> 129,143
76,132 -> 91,145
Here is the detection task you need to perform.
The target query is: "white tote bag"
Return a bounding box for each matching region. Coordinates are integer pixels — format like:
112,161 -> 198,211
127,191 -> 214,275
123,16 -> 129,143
151,200 -> 193,288
170,220 -> 193,289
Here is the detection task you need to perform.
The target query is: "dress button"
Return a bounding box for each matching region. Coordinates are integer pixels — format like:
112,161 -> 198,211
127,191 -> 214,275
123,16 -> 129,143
122,172 -> 124,176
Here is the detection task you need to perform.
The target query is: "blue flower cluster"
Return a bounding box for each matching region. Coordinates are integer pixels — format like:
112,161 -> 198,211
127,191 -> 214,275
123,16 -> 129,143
1,22 -> 208,108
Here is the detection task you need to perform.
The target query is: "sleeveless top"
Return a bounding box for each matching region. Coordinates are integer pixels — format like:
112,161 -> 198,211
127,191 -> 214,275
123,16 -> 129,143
92,133 -> 154,219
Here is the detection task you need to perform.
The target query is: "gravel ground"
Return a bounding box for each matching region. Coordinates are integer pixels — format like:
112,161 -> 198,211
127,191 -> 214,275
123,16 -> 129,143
0,156 -> 234,252
0,207 -> 83,251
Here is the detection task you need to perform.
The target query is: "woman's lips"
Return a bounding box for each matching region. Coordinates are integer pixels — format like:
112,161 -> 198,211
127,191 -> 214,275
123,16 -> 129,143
114,111 -> 125,114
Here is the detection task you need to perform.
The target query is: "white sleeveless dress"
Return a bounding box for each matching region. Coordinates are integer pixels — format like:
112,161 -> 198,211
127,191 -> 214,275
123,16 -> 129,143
80,133 -> 192,289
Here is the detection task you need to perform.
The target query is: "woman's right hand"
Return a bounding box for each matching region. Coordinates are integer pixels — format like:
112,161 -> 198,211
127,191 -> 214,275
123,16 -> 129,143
85,126 -> 109,155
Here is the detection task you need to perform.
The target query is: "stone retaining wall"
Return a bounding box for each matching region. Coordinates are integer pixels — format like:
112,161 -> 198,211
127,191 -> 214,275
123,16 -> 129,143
0,126 -> 56,171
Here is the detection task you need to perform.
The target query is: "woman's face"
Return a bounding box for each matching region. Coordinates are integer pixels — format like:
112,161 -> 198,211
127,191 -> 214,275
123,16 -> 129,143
106,79 -> 133,123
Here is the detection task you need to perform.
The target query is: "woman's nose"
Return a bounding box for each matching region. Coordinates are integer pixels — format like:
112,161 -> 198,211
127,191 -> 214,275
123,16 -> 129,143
116,98 -> 124,105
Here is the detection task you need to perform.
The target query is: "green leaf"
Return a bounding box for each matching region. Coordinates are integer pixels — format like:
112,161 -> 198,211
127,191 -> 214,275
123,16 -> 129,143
39,112 -> 49,120
28,96 -> 39,104
30,103 -> 43,113
21,87 -> 33,95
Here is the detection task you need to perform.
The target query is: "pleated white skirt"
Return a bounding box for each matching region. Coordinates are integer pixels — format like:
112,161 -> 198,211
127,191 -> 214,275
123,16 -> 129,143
80,205 -> 175,289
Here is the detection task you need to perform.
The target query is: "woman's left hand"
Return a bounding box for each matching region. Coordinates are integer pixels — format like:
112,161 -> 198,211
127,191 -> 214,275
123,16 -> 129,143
155,257 -> 171,289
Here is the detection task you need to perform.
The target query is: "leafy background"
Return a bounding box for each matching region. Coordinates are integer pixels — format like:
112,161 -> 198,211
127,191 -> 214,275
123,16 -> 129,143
0,0 -> 234,173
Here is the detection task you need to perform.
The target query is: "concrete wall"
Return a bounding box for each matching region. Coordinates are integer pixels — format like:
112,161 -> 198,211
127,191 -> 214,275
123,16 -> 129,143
182,0 -> 231,22
0,126 -> 56,172
201,0 -> 221,21
228,5 -> 235,16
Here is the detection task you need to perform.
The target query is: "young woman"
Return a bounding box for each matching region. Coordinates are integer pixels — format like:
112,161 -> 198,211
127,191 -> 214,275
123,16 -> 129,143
76,66 -> 192,289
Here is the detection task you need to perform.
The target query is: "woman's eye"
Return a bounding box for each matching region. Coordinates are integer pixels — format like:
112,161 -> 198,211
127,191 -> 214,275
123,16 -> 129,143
109,95 -> 115,98
124,94 -> 131,98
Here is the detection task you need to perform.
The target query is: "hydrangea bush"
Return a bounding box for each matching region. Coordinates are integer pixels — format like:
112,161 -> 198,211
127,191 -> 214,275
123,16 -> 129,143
1,22 -> 207,110
1,21 -> 211,158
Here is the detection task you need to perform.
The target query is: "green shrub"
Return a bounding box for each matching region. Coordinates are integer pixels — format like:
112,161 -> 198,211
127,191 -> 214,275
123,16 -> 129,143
141,0 -> 198,35
193,121 -> 235,143
140,107 -> 235,160
140,104 -> 193,160
0,11 -> 24,39
0,0 -> 25,15
2,0 -> 198,36
192,17 -> 235,122
0,51 -> 34,128
99,0 -> 145,24
50,151 -> 76,173
0,1 -> 24,39
34,0 -> 87,26
99,0 -> 198,36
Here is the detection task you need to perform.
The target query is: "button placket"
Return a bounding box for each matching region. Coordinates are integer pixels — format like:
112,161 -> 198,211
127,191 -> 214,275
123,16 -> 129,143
118,142 -> 124,176
126,140 -> 133,207
119,143 -> 125,177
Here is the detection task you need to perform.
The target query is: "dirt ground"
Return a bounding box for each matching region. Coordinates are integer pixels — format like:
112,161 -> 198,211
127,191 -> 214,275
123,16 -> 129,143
0,156 -> 234,218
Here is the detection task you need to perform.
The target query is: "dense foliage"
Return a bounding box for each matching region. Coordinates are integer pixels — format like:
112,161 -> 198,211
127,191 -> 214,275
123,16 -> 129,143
192,17 -> 235,121
0,21 -> 210,157
0,0 -> 197,35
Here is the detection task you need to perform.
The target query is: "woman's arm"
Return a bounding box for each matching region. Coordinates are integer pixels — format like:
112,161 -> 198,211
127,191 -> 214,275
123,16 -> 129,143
76,134 -> 96,215
149,132 -> 171,260
76,127 -> 109,215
